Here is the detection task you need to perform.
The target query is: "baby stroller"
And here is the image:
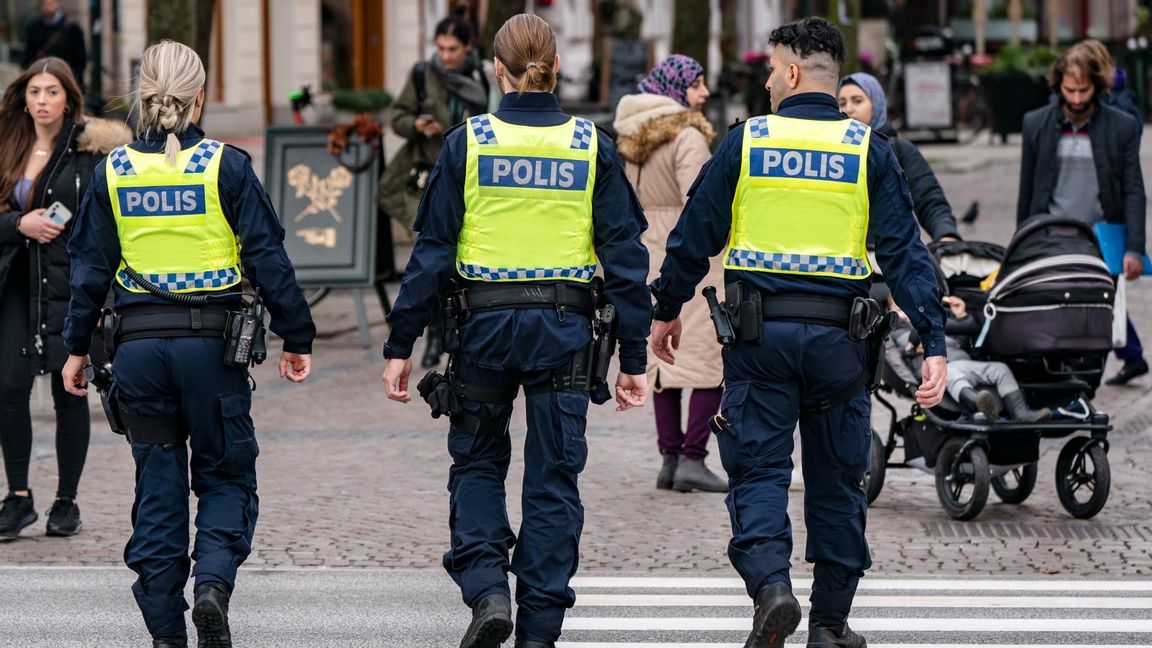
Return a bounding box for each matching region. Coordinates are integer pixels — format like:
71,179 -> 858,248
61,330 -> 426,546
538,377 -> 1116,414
867,216 -> 1114,521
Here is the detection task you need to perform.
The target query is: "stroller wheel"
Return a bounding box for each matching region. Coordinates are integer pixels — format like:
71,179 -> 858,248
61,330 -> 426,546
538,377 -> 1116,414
991,462 -> 1038,504
864,429 -> 886,505
1055,437 -> 1111,519
934,437 -> 990,521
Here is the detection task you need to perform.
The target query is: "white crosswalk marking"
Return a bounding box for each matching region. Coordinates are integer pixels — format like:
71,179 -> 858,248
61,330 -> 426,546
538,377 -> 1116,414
557,576 -> 1152,647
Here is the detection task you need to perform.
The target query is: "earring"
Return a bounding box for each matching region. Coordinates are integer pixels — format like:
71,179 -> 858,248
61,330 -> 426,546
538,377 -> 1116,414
64,106 -> 70,113
24,107 -> 28,113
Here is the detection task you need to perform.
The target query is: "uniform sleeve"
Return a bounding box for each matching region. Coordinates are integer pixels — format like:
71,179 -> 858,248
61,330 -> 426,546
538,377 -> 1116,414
592,135 -> 651,376
869,138 -> 947,357
383,127 -> 468,358
650,126 -> 741,321
893,138 -> 959,241
63,161 -> 120,356
220,148 -> 316,354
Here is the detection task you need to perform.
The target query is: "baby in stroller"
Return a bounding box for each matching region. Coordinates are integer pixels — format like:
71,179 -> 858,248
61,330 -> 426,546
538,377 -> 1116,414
886,295 -> 1051,422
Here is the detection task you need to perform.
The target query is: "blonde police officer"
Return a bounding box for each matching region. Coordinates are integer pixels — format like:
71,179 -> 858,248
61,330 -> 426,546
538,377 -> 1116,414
382,14 -> 651,648
650,18 -> 947,648
61,41 -> 314,648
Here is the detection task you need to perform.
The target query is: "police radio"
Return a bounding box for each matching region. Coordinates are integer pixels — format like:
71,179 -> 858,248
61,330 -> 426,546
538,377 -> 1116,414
224,298 -> 267,367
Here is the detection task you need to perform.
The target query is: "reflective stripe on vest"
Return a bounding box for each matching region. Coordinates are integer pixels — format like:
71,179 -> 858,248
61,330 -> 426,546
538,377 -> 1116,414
725,115 -> 872,280
458,114 -> 598,283
107,139 -> 241,293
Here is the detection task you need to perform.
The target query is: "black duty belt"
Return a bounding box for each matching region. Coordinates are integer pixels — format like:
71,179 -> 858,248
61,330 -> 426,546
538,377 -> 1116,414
115,305 -> 231,343
761,295 -> 853,328
460,282 -> 595,316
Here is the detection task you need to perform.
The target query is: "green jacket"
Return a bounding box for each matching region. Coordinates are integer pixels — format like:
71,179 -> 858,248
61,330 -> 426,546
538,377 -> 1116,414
380,62 -> 486,229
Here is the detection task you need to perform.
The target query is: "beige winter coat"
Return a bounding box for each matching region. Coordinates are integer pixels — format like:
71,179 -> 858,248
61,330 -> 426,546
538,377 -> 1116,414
614,93 -> 723,390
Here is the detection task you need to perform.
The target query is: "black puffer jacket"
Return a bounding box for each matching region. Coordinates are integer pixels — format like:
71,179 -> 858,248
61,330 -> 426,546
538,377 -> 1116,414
0,118 -> 131,374
869,124 -> 960,244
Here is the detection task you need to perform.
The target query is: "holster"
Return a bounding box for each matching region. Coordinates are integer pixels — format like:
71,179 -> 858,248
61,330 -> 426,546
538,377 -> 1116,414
82,362 -> 186,444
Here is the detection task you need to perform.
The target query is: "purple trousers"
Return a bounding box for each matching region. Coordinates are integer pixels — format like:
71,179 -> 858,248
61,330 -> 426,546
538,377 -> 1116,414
653,387 -> 723,459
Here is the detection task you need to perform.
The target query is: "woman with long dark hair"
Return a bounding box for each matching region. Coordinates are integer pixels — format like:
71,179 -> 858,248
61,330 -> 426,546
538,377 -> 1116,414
0,57 -> 129,541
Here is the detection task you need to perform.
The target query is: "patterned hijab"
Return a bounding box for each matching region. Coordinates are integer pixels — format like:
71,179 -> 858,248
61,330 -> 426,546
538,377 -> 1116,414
637,54 -> 704,108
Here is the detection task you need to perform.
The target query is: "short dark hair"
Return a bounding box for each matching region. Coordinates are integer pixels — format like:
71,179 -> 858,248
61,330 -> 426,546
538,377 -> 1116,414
769,17 -> 845,64
435,16 -> 474,46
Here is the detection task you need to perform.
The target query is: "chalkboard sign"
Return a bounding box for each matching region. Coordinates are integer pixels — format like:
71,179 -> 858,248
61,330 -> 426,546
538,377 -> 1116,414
264,126 -> 378,287
601,38 -> 652,106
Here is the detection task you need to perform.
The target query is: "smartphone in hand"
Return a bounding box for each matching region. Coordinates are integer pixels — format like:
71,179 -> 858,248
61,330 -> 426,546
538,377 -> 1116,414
44,201 -> 73,226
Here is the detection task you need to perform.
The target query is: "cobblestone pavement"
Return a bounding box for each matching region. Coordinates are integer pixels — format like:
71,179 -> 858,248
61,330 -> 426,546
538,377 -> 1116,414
4,131 -> 1151,580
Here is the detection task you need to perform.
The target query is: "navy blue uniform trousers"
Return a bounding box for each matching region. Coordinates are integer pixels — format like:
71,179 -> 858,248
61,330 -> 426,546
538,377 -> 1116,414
717,321 -> 872,625
442,310 -> 591,644
113,337 -> 258,638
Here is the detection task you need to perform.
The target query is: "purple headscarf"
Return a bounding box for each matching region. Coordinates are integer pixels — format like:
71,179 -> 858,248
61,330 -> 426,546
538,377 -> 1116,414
637,54 -> 704,107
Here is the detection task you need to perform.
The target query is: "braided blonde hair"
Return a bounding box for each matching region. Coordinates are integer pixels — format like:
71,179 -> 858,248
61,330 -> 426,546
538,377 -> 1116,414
135,40 -> 205,167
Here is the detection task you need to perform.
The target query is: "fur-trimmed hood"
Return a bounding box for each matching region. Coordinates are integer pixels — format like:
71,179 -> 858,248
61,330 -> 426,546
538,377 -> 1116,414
613,93 -> 714,165
76,117 -> 133,155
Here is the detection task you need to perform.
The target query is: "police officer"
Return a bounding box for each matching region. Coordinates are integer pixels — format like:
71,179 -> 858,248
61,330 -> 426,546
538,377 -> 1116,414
650,18 -> 947,648
60,41 -> 315,648
381,14 -> 650,648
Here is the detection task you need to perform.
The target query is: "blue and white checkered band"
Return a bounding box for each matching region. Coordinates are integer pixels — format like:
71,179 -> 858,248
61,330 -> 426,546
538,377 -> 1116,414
470,115 -> 498,145
842,120 -> 868,145
118,267 -> 240,291
109,146 -> 136,176
725,250 -> 869,277
570,118 -> 594,150
748,116 -> 770,139
457,262 -> 597,282
184,139 -> 222,174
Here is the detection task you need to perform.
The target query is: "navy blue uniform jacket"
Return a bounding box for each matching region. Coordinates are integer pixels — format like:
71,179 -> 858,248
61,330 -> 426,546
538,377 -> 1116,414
651,93 -> 946,356
385,92 -> 652,374
63,125 -> 316,356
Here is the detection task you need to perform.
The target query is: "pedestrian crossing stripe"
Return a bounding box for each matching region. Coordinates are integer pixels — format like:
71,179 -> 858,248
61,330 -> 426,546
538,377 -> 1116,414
558,576 -> 1152,646
574,594 -> 1152,608
559,641 -> 1152,645
570,576 -> 1152,591
561,617 -> 1152,632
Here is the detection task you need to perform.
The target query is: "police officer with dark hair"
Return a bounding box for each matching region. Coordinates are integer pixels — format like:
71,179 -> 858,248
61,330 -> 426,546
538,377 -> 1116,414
61,40 -> 314,648
382,13 -> 650,648
651,17 -> 947,648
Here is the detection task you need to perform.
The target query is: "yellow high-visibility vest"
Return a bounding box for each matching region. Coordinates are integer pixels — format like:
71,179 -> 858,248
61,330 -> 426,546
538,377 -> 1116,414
725,114 -> 872,280
458,114 -> 598,282
106,139 -> 240,293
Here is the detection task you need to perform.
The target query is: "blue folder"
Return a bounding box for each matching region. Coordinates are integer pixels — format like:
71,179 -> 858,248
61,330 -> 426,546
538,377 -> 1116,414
1093,222 -> 1152,276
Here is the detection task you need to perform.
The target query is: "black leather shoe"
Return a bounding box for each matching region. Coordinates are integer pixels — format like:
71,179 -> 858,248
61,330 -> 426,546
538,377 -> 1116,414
744,582 -> 802,648
1105,359 -> 1149,385
806,621 -> 867,648
513,641 -> 555,648
152,634 -> 188,648
192,583 -> 232,648
460,593 -> 513,648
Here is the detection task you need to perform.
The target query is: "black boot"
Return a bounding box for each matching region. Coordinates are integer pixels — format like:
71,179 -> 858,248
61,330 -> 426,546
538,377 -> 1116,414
656,454 -> 678,490
46,497 -> 82,537
1002,391 -> 1051,423
806,621 -> 867,648
513,641 -> 555,648
192,583 -> 232,648
152,633 -> 189,648
672,457 -> 728,493
460,593 -> 513,648
0,492 -> 37,541
958,387 -> 1000,420
744,582 -> 801,648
